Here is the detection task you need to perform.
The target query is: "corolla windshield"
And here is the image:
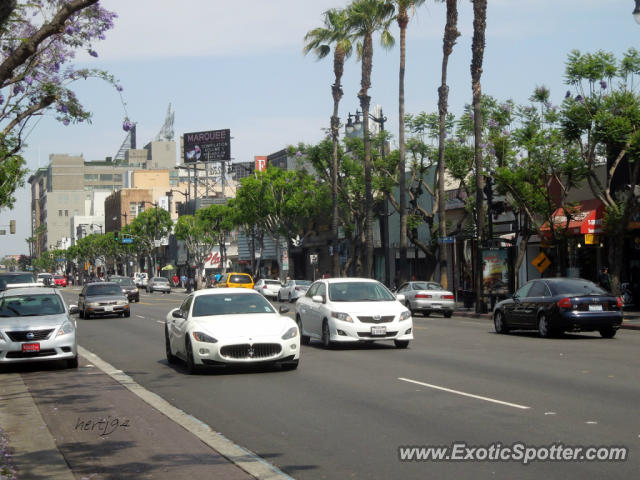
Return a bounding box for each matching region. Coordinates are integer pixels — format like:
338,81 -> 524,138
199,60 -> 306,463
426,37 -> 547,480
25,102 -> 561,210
192,293 -> 276,317
549,280 -> 607,296
86,284 -> 124,296
329,282 -> 396,302
0,293 -> 65,317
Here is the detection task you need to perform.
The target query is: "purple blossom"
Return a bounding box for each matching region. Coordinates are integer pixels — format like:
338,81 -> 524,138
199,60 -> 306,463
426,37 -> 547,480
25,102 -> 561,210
122,120 -> 134,131
13,83 -> 24,94
0,94 -> 4,104
488,119 -> 499,128
552,106 -> 558,112
25,75 -> 33,85
575,95 -> 584,103
63,118 -> 70,126
65,25 -> 75,35
600,80 -> 607,90
88,49 -> 98,57
57,104 -> 68,113
565,90 -> 571,99
500,103 -> 512,113
116,85 -> 123,92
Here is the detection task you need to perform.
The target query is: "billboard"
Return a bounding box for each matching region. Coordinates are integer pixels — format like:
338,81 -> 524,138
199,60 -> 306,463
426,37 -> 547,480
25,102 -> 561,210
482,249 -> 510,295
255,156 -> 267,172
183,129 -> 230,163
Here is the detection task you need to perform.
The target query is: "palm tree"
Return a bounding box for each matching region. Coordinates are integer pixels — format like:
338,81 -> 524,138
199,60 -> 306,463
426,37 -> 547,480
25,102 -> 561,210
347,0 -> 395,278
393,0 -> 426,287
304,8 -> 353,278
436,0 -> 460,289
471,0 -> 487,312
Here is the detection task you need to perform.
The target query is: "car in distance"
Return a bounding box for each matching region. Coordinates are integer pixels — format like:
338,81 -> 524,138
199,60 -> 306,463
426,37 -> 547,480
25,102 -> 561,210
133,272 -> 148,288
278,279 -> 311,302
0,272 -> 41,291
165,288 -> 299,373
253,279 -> 283,299
37,272 -> 54,287
216,272 -> 254,290
147,276 -> 172,294
77,282 -> 131,319
0,287 -> 78,368
295,278 -> 413,349
110,275 -> 139,302
53,275 -> 67,287
493,277 -> 623,338
397,281 -> 455,318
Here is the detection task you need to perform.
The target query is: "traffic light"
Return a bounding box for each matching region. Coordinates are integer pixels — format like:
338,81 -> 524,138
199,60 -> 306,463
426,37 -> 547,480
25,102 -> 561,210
9,220 -> 15,234
114,231 -> 119,242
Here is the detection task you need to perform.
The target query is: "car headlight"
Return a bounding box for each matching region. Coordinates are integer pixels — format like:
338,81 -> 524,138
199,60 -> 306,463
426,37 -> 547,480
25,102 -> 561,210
331,311 -> 354,323
57,321 -> 75,337
192,331 -> 218,343
118,300 -> 128,306
399,310 -> 412,321
88,302 -> 100,307
281,326 -> 298,340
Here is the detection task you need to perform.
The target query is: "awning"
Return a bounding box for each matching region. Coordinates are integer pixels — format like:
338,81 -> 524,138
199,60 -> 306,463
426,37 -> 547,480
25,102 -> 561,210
540,199 -> 604,235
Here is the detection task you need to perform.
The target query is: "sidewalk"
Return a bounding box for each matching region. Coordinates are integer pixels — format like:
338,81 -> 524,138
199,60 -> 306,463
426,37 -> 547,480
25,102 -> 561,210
0,351 -> 290,480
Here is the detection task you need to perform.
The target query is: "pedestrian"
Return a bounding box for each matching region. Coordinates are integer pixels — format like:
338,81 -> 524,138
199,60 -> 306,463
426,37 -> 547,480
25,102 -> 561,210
598,267 -> 611,292
172,273 -> 178,287
181,274 -> 187,288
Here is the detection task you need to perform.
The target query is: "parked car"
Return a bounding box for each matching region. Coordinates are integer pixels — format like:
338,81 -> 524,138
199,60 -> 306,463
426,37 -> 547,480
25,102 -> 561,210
0,272 -> 40,291
253,279 -> 283,299
77,282 -> 130,319
216,272 -> 254,290
53,275 -> 67,287
37,273 -> 54,287
278,279 -> 311,302
0,287 -> 78,368
396,281 -> 455,317
147,276 -> 171,294
110,275 -> 139,302
493,277 -> 623,338
165,288 -> 299,373
295,278 -> 413,349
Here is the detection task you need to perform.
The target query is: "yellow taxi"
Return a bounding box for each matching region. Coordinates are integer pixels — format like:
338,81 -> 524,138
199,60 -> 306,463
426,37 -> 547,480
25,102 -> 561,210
217,272 -> 254,289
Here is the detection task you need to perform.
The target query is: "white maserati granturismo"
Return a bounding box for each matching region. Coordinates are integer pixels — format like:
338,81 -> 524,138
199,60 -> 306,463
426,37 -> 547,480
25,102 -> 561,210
165,288 -> 300,373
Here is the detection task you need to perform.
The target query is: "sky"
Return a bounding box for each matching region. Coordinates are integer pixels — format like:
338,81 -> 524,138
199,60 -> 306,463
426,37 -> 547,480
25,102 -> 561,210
0,0 -> 637,257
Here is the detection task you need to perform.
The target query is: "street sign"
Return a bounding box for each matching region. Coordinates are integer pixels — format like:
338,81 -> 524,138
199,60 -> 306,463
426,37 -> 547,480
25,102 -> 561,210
532,252 -> 551,274
121,238 -> 133,244
438,236 -> 455,244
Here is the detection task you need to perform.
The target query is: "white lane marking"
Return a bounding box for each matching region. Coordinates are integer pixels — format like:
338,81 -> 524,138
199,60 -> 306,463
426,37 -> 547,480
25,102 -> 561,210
78,346 -> 292,480
136,315 -> 145,319
156,321 -> 164,325
398,377 -> 531,410
586,421 -> 598,425
544,412 -> 556,415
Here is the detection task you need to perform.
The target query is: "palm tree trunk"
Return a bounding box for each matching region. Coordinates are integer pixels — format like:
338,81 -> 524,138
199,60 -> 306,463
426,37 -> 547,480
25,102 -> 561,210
471,0 -> 487,312
437,0 -> 460,290
331,49 -> 345,278
398,10 -> 409,287
359,33 -> 374,278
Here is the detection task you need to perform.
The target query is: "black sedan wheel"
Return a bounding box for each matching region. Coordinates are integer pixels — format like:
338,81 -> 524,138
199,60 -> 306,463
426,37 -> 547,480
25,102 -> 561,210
599,326 -> 617,338
538,313 -> 553,338
494,311 -> 509,334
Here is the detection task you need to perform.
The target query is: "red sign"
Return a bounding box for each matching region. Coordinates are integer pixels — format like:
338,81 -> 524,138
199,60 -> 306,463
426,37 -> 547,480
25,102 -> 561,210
22,343 -> 40,352
255,156 -> 267,172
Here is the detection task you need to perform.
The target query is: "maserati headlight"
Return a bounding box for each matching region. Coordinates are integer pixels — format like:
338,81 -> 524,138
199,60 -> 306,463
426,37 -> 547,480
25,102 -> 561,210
281,326 -> 298,340
331,311 -> 354,323
399,310 -> 412,321
192,331 -> 218,343
57,321 -> 75,337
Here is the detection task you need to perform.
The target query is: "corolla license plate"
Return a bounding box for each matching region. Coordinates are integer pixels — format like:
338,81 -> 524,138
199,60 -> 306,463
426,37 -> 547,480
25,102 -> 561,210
371,326 -> 386,336
104,305 -> 113,312
588,304 -> 603,311
22,343 -> 40,353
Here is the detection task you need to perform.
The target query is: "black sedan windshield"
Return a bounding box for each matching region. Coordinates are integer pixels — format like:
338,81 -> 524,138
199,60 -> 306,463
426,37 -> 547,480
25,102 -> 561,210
549,279 -> 606,296
192,293 -> 275,317
329,282 -> 395,302
0,294 -> 65,317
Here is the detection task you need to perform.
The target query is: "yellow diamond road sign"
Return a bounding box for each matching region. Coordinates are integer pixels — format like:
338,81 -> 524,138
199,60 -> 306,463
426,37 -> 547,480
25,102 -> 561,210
532,252 -> 551,274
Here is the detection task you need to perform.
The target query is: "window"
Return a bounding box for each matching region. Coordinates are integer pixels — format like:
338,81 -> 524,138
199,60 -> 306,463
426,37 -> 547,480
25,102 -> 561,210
84,174 -> 98,181
129,202 -> 137,217
65,210 -> 68,217
113,174 -> 122,182
514,282 -> 534,299
58,210 -> 62,216
528,281 -> 548,297
100,174 -> 113,181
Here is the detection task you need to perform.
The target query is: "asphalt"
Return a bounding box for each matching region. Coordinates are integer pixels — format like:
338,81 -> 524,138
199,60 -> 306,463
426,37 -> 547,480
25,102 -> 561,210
1,293 -> 638,480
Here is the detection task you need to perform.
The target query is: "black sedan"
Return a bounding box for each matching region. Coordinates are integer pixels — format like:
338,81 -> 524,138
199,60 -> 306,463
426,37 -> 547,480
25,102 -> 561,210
493,277 -> 623,338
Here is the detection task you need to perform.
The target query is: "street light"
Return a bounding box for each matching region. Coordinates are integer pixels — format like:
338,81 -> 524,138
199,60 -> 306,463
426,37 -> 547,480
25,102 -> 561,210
634,0 -> 640,24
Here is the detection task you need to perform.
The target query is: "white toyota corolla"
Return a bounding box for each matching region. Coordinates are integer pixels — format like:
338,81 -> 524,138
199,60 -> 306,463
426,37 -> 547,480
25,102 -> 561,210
295,278 -> 413,348
165,288 -> 300,373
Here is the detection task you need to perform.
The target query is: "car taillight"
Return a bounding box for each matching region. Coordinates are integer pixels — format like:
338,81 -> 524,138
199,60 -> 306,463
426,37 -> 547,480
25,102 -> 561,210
442,295 -> 454,299
415,294 -> 432,299
617,296 -> 623,308
263,285 -> 267,289
295,287 -> 301,291
557,297 -> 572,309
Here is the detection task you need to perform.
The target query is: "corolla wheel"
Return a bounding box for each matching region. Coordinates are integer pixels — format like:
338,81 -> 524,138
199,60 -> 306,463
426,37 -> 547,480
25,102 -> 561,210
297,317 -> 310,345
494,311 -> 508,334
322,321 -> 332,349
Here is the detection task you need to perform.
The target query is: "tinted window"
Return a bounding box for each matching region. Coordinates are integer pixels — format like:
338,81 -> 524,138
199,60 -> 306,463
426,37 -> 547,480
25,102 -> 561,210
86,284 -> 124,296
528,281 -> 548,297
0,273 -> 35,285
295,280 -> 311,286
306,283 -> 321,297
111,277 -> 134,286
0,293 -> 65,317
180,296 -> 193,315
548,279 -> 606,296
192,293 -> 275,316
329,282 -> 395,302
229,274 -> 251,284
514,282 -> 533,298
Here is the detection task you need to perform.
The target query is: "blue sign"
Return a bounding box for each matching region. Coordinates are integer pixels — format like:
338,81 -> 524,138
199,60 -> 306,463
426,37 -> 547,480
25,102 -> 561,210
438,236 -> 455,244
121,238 -> 133,244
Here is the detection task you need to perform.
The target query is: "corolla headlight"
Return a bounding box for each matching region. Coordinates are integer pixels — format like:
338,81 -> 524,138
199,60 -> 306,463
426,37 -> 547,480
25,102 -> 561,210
57,321 -> 75,337
88,302 -> 100,307
331,311 -> 354,323
281,326 -> 298,340
192,331 -> 218,343
117,300 -> 128,306
399,310 -> 412,321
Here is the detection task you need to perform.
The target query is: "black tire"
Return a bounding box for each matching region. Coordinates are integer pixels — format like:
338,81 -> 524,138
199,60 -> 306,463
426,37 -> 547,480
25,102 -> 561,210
494,310 -> 509,334
277,292 -> 282,302
538,313 -> 554,338
423,312 -> 430,317
289,293 -> 293,303
124,310 -> 130,318
394,340 -> 410,349
79,307 -> 85,319
185,338 -> 197,374
297,317 -> 310,345
599,326 -> 617,338
321,320 -> 333,349
165,327 -> 178,364
83,308 -> 90,320
281,360 -> 299,370
444,311 -> 453,318
67,356 -> 79,368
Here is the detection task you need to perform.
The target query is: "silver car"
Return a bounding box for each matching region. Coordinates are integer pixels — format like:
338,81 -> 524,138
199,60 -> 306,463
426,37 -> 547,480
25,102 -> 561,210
147,276 -> 171,294
278,279 -> 311,302
396,281 -> 455,317
0,287 -> 78,368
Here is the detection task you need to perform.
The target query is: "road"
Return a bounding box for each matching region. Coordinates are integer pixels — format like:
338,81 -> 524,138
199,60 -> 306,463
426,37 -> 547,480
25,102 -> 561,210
16,288 -> 640,479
